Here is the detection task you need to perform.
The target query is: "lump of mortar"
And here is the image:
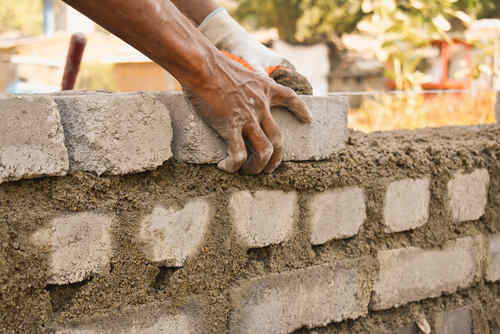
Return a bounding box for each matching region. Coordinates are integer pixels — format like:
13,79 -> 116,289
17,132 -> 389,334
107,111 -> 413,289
271,68 -> 314,96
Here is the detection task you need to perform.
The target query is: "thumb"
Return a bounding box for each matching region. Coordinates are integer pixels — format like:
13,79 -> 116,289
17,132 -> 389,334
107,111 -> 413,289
270,85 -> 312,123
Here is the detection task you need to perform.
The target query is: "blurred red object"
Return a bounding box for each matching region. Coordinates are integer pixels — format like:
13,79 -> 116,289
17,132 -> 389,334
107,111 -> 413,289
386,38 -> 472,91
61,33 -> 87,91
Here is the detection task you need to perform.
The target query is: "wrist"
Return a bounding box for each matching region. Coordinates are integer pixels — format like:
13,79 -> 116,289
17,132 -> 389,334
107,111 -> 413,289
199,8 -> 247,51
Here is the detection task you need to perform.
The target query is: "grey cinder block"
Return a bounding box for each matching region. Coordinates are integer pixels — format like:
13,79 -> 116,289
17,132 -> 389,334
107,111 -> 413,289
308,187 -> 366,245
153,92 -> 348,164
448,169 -> 489,223
0,95 -> 68,184
372,237 -> 482,311
486,234 -> 500,282
31,212 -> 113,285
229,260 -> 370,334
54,303 -> 202,333
138,197 -> 212,267
383,177 -> 431,233
55,92 -> 172,176
229,190 -> 297,249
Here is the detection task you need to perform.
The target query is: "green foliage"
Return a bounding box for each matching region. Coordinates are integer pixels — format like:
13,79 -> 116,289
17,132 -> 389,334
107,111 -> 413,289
356,0 -> 473,88
0,0 -> 42,36
233,0 -> 499,89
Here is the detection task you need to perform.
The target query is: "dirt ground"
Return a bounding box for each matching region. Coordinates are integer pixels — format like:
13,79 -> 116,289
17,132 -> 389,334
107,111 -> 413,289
0,125 -> 499,333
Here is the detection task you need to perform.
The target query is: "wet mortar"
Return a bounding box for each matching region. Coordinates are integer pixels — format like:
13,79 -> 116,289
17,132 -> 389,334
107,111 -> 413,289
0,125 -> 499,333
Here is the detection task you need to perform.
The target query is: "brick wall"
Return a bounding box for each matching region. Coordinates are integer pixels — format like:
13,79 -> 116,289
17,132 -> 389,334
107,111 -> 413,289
0,92 -> 499,333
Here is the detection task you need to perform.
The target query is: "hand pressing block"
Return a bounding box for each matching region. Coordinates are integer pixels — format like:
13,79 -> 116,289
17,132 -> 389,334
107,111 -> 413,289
152,91 -> 348,164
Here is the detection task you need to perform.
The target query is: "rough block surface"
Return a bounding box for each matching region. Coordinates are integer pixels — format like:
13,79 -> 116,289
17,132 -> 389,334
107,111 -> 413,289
229,260 -> 371,334
55,92 -> 172,176
448,169 -> 489,222
372,237 -> 481,311
56,315 -> 194,334
0,95 -> 68,184
229,190 -> 297,248
153,92 -> 348,163
486,234 -> 500,282
138,198 -> 212,267
383,177 -> 430,233
376,326 -> 419,334
308,187 -> 366,245
434,307 -> 473,334
54,303 -> 201,333
32,212 -> 113,285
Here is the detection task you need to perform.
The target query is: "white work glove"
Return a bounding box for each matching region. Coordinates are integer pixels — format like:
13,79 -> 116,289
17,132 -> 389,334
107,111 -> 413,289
199,8 -> 293,76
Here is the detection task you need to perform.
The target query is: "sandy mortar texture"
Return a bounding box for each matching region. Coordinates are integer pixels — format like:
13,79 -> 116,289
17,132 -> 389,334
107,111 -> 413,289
0,125 -> 499,333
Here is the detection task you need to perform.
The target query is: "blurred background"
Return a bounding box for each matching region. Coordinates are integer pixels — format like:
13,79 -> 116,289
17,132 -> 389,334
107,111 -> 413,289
0,0 -> 498,131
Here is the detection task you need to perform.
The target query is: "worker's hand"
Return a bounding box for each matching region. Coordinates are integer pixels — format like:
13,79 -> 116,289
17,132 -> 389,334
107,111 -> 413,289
199,8 -> 295,77
191,53 -> 312,175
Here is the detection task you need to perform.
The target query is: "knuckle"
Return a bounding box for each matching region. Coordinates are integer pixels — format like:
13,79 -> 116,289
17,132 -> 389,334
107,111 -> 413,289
270,132 -> 284,150
256,142 -> 274,163
233,150 -> 248,165
280,86 -> 296,98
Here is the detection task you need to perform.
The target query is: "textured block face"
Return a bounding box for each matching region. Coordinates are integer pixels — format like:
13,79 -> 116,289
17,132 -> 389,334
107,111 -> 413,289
0,95 -> 68,184
372,237 -> 481,311
153,92 -> 348,163
138,198 -> 212,267
32,212 -> 113,285
443,308 -> 472,334
55,310 -> 198,333
55,93 -> 172,176
486,234 -> 500,282
448,169 -> 489,222
308,187 -> 366,245
229,261 -> 370,334
274,95 -> 347,161
376,326 -> 419,334
229,190 -> 297,248
383,178 -> 430,233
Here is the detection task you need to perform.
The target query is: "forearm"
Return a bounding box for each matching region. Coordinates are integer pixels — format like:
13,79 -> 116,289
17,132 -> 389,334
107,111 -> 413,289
62,0 -> 216,90
170,0 -> 218,25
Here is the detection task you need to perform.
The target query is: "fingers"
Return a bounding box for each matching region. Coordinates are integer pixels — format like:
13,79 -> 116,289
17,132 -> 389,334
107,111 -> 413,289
261,116 -> 284,174
271,85 -> 312,124
241,123 -> 273,175
217,129 -> 248,173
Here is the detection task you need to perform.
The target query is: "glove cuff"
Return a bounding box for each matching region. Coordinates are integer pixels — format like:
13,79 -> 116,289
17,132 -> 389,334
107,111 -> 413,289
198,8 -> 247,50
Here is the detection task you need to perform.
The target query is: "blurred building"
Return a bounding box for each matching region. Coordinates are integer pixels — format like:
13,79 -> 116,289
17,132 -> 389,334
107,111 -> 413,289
0,2 -> 181,94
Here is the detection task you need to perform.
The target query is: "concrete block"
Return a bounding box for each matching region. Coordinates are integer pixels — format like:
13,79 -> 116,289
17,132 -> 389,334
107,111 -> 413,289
395,326 -> 419,334
372,237 -> 481,311
55,92 -> 172,176
229,190 -> 297,248
376,326 -> 419,334
0,95 -> 68,184
153,91 -> 348,164
54,303 -> 201,333
56,315 -> 195,334
383,177 -> 430,233
434,307 -> 472,334
486,234 -> 500,282
138,197 -> 212,267
448,169 -> 489,222
32,212 -> 113,285
308,187 -> 366,245
229,260 -> 370,334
